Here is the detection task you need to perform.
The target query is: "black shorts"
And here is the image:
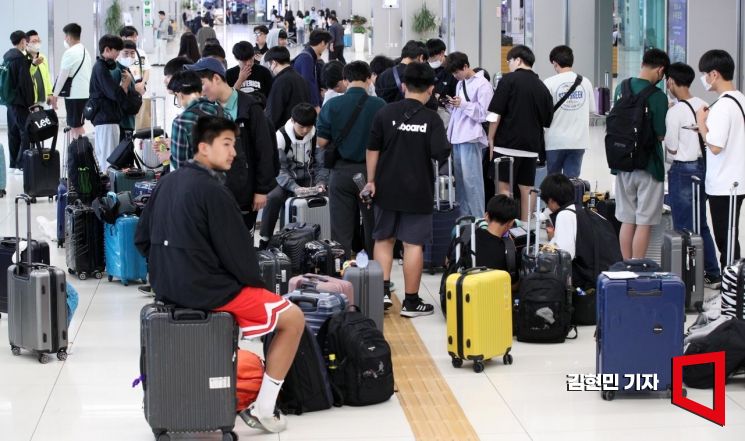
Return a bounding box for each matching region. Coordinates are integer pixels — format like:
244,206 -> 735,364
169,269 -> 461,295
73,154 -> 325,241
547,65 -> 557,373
65,98 -> 87,128
372,207 -> 433,246
497,154 -> 537,187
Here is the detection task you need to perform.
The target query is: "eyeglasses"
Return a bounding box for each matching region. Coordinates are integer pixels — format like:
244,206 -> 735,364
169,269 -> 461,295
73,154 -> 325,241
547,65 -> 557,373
254,32 -> 263,36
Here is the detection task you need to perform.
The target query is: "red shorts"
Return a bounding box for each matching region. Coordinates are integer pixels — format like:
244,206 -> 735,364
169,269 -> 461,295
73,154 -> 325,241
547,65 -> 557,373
215,286 -> 291,339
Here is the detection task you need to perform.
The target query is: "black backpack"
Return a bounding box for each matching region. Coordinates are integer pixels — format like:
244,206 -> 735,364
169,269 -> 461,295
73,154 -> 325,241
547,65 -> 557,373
683,319 -> 745,388
67,135 -> 104,204
516,269 -> 576,343
317,308 -> 394,406
604,79 -> 659,171
262,325 -> 334,415
564,206 -> 623,290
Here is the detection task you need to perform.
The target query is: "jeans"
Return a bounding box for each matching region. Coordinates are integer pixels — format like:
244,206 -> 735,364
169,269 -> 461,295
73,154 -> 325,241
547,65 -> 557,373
329,161 -> 374,258
452,142 -> 485,218
708,194 -> 745,270
7,105 -> 30,168
259,185 -> 294,240
546,149 -> 585,177
668,160 -> 720,277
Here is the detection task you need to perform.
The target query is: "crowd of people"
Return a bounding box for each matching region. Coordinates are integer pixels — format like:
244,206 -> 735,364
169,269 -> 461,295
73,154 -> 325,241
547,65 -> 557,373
4,18 -> 745,432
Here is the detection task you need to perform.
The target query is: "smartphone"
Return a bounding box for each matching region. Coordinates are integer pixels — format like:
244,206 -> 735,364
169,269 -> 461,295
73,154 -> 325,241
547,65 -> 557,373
545,217 -> 554,229
508,227 -> 526,238
682,124 -> 699,131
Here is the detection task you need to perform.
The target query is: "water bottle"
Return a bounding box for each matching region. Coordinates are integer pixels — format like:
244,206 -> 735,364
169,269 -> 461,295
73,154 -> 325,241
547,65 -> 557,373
356,249 -> 369,268
576,287 -> 586,297
352,173 -> 372,204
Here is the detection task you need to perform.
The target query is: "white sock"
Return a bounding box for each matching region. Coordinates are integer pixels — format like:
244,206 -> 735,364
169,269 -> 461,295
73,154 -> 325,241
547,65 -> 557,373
254,373 -> 283,418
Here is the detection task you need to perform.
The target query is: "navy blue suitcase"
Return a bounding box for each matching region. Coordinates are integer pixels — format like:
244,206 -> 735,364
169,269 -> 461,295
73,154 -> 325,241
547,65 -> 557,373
596,272 -> 685,400
424,201 -> 460,273
569,178 -> 590,206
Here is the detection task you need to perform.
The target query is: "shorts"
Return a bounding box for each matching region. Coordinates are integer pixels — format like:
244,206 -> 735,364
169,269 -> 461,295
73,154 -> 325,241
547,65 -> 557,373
214,286 -> 291,338
496,154 -> 537,187
65,98 -> 87,128
372,207 -> 433,246
615,170 -> 664,225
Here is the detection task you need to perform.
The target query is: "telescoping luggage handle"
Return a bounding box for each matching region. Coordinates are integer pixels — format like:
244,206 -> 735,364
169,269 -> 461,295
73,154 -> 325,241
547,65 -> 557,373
527,188 -> 542,257
63,127 -> 72,178
14,194 -> 34,267
433,157 -> 455,210
692,176 -> 702,235
493,156 -> 514,197
727,181 -> 740,266
454,216 -> 477,267
134,94 -> 167,169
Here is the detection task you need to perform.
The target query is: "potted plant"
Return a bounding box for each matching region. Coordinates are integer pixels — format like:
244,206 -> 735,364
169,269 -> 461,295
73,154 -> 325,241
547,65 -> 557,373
412,3 -> 438,39
350,15 -> 368,53
105,0 -> 124,35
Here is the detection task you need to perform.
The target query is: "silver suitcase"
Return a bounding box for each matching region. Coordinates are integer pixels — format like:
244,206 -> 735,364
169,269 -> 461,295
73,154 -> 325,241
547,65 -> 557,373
343,260 -> 385,331
284,195 -> 331,239
8,195 -> 68,363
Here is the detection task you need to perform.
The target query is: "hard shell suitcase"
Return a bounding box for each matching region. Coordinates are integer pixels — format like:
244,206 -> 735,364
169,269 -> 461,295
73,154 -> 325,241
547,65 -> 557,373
132,179 -> 157,199
595,72 -> 611,116
595,197 -> 621,237
0,143 -> 6,197
56,179 -> 68,247
134,95 -> 167,170
0,236 -> 51,313
257,248 -> 292,295
343,260 -> 385,331
596,272 -> 685,400
283,195 -> 331,240
8,195 -> 68,363
424,158 -> 460,273
288,273 -> 355,305
140,304 -> 238,440
446,268 -> 513,373
304,239 -> 345,276
284,290 -> 348,335
521,189 -> 572,286
23,146 -> 60,200
65,201 -> 105,280
108,168 -> 156,194
104,215 -> 148,286
268,222 -> 321,275
569,178 -> 591,206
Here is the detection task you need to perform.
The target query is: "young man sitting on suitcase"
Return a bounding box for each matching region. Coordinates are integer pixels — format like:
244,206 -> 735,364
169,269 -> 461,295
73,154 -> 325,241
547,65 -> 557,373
135,116 -> 304,433
258,103 -> 328,249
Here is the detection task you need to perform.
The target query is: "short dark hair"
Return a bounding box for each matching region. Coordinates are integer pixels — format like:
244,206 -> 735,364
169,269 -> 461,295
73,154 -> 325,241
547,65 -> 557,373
549,45 -> 574,68
119,25 -> 138,38
264,46 -> 291,65
202,43 -> 226,59
193,116 -> 238,148
158,10 -> 166,15
25,30 -> 39,40
486,195 -> 519,224
232,41 -> 255,61
63,23 -> 82,40
168,70 -> 202,94
322,60 -> 344,89
122,40 -> 137,51
426,38 -> 446,57
253,25 -> 269,35
10,31 -> 26,46
506,45 -> 536,67
343,61 -> 371,82
666,62 -> 695,87
539,174 -> 575,207
98,34 -> 124,54
308,29 -> 332,46
164,56 -> 192,77
370,55 -> 395,76
642,48 -> 670,71
699,49 -> 735,81
329,14 -> 338,22
291,103 -> 317,126
445,52 -> 470,74
403,62 -> 435,93
401,40 -> 427,60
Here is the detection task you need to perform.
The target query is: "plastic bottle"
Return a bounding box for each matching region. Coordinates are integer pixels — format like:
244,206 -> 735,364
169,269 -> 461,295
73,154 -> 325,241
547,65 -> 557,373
356,249 -> 369,268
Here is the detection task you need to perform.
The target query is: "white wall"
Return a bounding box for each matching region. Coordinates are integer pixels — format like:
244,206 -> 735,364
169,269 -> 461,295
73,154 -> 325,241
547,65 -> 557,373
532,0 -> 565,80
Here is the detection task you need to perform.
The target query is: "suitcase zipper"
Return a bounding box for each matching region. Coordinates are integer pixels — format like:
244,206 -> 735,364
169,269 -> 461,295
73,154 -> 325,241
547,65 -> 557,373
47,267 -> 60,352
455,273 -> 466,359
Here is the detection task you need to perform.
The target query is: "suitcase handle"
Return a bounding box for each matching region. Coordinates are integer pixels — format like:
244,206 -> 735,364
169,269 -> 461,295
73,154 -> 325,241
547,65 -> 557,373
302,273 -> 330,282
306,196 -> 327,208
172,309 -> 208,321
462,266 -> 489,274
14,195 -> 33,266
627,289 -> 662,297
289,295 -> 320,307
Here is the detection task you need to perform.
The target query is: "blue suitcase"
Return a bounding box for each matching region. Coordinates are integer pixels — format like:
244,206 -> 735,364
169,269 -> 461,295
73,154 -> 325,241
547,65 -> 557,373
596,272 -> 685,400
424,158 -> 460,273
284,290 -> 347,335
105,215 -> 148,286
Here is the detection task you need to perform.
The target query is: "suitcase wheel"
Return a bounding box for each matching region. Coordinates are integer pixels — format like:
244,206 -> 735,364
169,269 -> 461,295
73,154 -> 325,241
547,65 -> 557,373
472,361 -> 484,373
503,353 -> 514,365
601,390 -> 615,401
122,280 -> 129,287
10,345 -> 21,356
38,353 -> 51,364
451,357 -> 463,368
78,272 -> 88,281
107,275 -> 113,282
57,241 -> 64,248
155,432 -> 170,441
222,431 -> 238,441
57,349 -> 67,361
48,196 -> 53,202
68,268 -> 75,275
94,272 -> 103,280
30,197 -> 37,203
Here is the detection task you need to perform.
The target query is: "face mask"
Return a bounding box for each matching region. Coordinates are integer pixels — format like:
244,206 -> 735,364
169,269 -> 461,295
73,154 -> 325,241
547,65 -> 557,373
27,43 -> 41,53
118,57 -> 134,68
63,40 -> 70,49
700,74 -> 713,91
429,60 -> 442,69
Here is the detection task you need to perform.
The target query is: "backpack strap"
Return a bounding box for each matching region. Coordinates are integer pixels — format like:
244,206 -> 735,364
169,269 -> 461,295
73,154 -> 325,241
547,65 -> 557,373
722,94 -> 745,123
680,99 -> 707,160
503,236 -> 517,277
392,66 -> 403,100
279,126 -> 293,155
553,74 -> 583,111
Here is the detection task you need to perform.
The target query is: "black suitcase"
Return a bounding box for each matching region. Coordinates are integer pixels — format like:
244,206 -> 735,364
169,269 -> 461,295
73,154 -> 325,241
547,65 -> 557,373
257,248 -> 292,294
65,202 -> 105,280
140,304 -> 238,440
569,178 -> 590,206
304,239 -> 345,276
595,197 -> 621,237
268,222 -> 321,275
0,236 -> 50,314
23,146 -> 60,201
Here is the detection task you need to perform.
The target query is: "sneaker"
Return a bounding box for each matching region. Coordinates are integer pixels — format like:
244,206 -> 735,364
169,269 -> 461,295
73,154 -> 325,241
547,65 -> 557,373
138,285 -> 154,297
383,291 -> 393,310
705,274 -> 722,289
400,298 -> 434,318
239,403 -> 287,433
258,239 -> 269,250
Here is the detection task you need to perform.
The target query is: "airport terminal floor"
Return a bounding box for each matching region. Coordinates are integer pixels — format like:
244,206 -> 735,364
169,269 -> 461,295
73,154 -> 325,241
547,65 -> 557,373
2,25 -> 745,441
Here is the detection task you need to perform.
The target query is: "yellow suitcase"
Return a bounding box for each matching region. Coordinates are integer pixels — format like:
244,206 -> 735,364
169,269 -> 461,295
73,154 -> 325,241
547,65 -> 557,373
446,267 -> 513,372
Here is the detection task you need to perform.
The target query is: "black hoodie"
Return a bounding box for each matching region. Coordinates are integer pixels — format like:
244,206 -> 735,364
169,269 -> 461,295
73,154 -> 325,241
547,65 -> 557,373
2,48 -> 34,107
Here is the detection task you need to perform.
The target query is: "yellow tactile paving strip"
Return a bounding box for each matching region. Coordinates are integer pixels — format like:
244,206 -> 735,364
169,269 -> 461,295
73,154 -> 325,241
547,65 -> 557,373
384,296 -> 480,441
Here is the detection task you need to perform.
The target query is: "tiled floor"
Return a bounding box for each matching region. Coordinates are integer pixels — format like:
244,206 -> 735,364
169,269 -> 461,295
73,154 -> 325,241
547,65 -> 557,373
1,24 -> 745,441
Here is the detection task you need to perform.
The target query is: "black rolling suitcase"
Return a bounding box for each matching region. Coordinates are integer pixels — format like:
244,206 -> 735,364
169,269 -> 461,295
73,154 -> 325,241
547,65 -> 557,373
424,158 -> 460,273
140,303 -> 239,441
257,248 -> 292,295
65,201 -> 105,280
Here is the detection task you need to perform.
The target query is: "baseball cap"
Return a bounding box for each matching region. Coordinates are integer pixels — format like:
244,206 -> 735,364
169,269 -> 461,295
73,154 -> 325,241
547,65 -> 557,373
185,57 -> 226,78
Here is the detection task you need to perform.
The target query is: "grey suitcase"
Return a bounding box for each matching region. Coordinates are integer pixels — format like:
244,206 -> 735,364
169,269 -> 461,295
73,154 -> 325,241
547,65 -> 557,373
8,194 -> 68,363
343,260 -> 385,331
662,176 -> 705,311
284,290 -> 348,335
140,303 -> 238,440
283,195 -> 331,239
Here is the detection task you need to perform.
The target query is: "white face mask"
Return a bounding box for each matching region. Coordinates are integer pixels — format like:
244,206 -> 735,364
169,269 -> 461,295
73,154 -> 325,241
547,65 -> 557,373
429,60 -> 442,69
118,57 -> 134,68
27,43 -> 41,53
700,74 -> 713,91
63,40 -> 70,49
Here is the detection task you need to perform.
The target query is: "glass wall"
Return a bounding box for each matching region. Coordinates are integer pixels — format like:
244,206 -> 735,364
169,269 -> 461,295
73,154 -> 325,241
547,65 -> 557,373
613,0 -> 666,82
667,0 -> 687,63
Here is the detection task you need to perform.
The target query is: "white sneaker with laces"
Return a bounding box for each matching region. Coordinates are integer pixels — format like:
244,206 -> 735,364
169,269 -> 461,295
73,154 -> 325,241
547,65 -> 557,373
239,403 -> 287,433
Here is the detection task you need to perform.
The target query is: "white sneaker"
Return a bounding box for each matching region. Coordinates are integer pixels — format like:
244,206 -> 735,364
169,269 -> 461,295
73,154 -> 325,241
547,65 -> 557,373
239,403 -> 287,433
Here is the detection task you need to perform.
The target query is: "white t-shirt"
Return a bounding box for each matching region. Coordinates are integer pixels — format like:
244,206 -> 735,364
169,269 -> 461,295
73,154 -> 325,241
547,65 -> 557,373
549,204 -> 578,258
59,43 -> 92,99
664,97 -> 707,162
543,71 -> 596,151
705,91 -> 745,195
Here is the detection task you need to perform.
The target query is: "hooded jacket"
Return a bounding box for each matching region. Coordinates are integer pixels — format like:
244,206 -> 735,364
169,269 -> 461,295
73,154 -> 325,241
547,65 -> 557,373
276,119 -> 328,192
88,57 -> 128,125
2,48 -> 34,107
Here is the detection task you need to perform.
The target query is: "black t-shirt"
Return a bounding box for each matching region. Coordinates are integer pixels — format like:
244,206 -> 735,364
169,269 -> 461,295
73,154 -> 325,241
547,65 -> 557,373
433,66 -> 457,104
474,229 -> 508,270
488,68 -> 554,154
254,43 -> 268,56
225,64 -> 273,100
368,98 -> 451,214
